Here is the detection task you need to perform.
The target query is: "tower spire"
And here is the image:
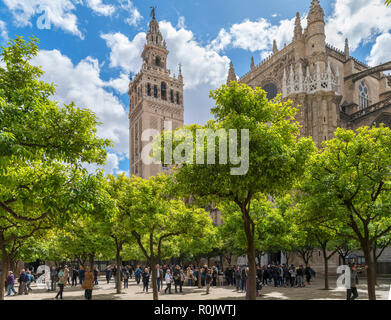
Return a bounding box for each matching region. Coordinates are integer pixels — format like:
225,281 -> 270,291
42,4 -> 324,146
146,8 -> 164,47
308,0 -> 325,25
227,61 -> 237,85
294,12 -> 303,40
251,56 -> 255,70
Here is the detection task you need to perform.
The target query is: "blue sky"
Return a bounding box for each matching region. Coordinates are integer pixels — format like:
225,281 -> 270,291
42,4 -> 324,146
0,0 -> 390,175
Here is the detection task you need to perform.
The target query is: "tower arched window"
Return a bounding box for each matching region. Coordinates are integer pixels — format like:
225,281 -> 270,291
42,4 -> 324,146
155,56 -> 161,67
153,85 -> 158,98
170,89 -> 174,103
176,92 -> 180,104
147,83 -> 151,96
359,81 -> 369,110
161,82 -> 167,100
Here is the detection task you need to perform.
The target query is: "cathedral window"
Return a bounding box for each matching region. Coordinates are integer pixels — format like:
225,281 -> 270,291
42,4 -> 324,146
154,85 -> 158,98
176,92 -> 180,104
262,83 -> 278,100
147,83 -> 151,96
359,81 -> 369,110
161,82 -> 167,100
170,89 -> 174,103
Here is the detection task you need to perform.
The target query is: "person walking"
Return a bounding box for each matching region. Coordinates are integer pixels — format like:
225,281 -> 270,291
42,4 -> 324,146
18,269 -> 28,295
79,265 -> 85,285
82,266 -> 94,300
135,265 -> 142,285
156,264 -> 163,292
142,267 -> 150,292
123,267 -> 130,289
347,264 -> 367,300
94,267 -> 99,285
304,265 -> 313,285
71,266 -> 78,286
205,269 -> 213,294
55,267 -> 66,300
234,267 -> 241,292
173,265 -> 182,293
50,266 -> 57,292
186,267 -> 193,287
290,265 -> 297,287
296,265 -> 305,287
26,270 -> 34,293
164,269 -> 172,294
6,271 -> 17,296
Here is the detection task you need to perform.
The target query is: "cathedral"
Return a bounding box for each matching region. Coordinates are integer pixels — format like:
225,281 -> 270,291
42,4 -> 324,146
229,0 -> 391,147
128,2 -> 391,273
128,9 -> 184,179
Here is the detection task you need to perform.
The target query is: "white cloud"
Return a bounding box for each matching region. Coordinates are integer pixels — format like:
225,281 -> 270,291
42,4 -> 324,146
84,152 -> 121,175
102,21 -> 230,90
100,31 -> 146,73
367,33 -> 391,67
325,0 -> 391,51
0,20 -> 8,42
31,49 -> 129,156
3,0 -> 84,38
119,0 -> 142,26
209,15 -> 307,59
86,0 -> 115,16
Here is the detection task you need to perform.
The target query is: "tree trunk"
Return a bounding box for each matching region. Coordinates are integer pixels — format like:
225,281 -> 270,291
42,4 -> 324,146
89,254 -> 94,270
116,247 -> 122,294
322,247 -> 330,290
372,248 -> 378,286
243,209 -> 256,300
363,243 -> 376,300
150,257 -> 158,301
0,244 -> 8,300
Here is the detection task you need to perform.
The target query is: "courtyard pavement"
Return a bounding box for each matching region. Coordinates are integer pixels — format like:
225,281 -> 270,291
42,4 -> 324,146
4,276 -> 390,300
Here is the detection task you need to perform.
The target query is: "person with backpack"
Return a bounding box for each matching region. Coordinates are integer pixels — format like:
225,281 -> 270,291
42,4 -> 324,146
26,270 -> 34,293
135,265 -> 142,285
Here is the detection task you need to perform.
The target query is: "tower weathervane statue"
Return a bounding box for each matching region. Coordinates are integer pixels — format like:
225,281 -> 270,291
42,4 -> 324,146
150,6 -> 156,19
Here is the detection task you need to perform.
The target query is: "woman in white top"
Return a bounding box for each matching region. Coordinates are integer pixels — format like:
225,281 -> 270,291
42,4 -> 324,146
164,269 -> 173,294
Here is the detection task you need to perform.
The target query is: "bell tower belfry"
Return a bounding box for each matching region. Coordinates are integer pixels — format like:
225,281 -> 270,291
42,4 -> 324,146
129,8 -> 184,179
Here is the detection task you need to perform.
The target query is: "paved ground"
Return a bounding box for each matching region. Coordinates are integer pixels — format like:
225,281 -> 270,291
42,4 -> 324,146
4,276 -> 390,300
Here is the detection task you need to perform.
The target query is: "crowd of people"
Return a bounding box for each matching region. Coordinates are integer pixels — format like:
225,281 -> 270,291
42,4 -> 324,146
6,261 -> 370,300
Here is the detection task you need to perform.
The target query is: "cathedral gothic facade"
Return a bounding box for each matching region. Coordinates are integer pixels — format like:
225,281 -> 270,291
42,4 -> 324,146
128,11 -> 184,179
229,0 -> 391,147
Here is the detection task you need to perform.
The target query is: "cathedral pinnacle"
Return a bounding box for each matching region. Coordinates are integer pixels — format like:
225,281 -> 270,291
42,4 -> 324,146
227,61 -> 237,85
273,40 -> 278,54
294,12 -> 303,40
344,38 -> 350,60
251,56 -> 255,70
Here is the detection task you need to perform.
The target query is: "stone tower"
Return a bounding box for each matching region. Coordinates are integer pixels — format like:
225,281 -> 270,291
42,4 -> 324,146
129,10 -> 184,179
